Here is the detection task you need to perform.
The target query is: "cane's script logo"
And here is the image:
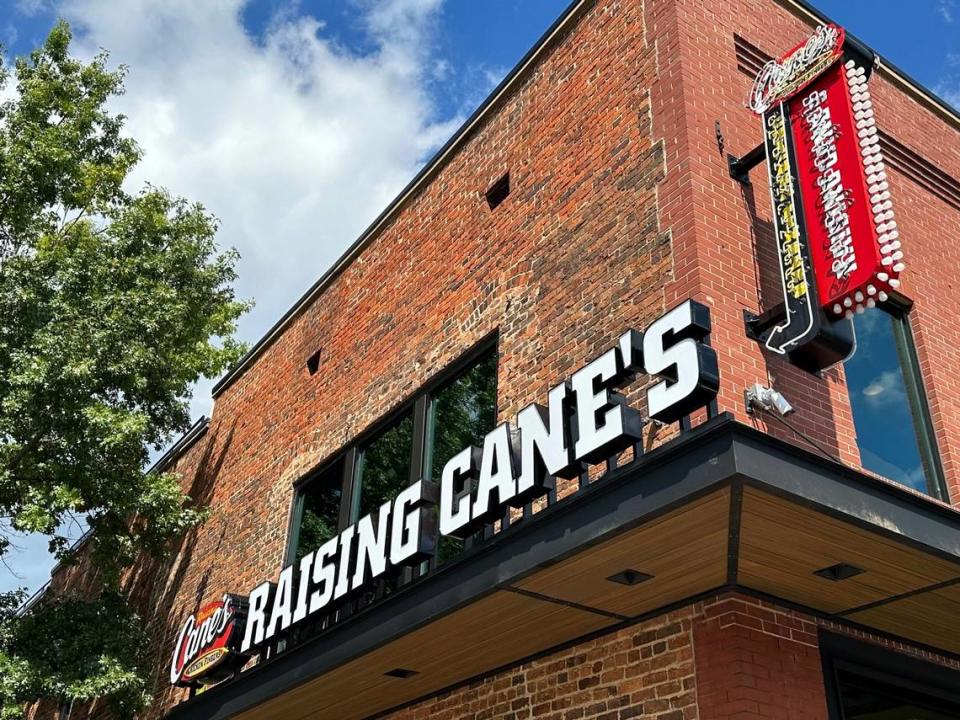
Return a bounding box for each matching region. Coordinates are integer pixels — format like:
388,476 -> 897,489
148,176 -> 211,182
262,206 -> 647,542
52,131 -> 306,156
748,24 -> 844,115
170,595 -> 245,686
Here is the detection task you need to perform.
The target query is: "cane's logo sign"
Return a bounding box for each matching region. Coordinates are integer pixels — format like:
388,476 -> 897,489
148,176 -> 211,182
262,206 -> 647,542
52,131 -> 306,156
748,24 -> 844,115
170,594 -> 249,687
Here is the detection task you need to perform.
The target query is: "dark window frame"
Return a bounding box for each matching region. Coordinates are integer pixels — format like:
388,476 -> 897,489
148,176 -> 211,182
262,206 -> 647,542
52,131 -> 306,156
888,304 -> 948,500
820,632 -> 960,719
284,332 -> 499,565
846,296 -> 948,501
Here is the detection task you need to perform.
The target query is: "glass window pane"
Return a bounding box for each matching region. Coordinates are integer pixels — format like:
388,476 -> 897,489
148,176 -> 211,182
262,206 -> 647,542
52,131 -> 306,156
426,351 -> 498,562
293,457 -> 343,562
356,413 -> 414,520
844,310 -> 936,495
426,351 -> 498,482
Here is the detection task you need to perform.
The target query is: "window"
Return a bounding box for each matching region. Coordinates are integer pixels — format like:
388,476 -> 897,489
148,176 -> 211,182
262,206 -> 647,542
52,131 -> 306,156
286,341 -> 498,567
835,670 -> 960,719
823,634 -> 960,720
424,351 -> 498,483
844,307 -> 946,499
353,413 -> 414,521
424,350 -> 498,561
288,457 -> 344,562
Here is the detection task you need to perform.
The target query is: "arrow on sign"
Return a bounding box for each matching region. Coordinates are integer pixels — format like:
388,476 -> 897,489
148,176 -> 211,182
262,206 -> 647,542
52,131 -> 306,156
761,103 -> 822,355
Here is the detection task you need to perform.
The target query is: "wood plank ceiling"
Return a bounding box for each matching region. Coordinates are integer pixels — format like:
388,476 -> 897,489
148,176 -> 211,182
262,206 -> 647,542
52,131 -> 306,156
229,485 -> 960,719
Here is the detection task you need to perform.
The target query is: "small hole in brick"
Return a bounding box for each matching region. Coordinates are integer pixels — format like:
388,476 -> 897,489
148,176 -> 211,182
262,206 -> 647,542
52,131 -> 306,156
306,350 -> 322,376
485,172 -> 510,210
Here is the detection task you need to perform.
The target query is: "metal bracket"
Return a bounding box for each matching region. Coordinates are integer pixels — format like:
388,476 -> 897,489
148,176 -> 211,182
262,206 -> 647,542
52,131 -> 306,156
743,305 -> 786,342
727,143 -> 766,184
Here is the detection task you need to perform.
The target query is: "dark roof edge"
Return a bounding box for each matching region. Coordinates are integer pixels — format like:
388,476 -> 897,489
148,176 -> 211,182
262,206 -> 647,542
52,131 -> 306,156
210,0 -> 960,401
780,0 -> 960,128
209,0 -> 594,399
147,416 -> 211,476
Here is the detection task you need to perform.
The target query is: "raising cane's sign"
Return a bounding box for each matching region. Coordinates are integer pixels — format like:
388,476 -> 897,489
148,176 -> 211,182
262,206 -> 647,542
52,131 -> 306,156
169,301 -> 721,685
748,24 -> 903,358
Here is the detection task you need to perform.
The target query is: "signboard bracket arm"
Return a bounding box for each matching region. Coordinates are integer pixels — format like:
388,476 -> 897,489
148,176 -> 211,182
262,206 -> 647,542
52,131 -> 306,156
743,305 -> 786,342
727,143 -> 766,184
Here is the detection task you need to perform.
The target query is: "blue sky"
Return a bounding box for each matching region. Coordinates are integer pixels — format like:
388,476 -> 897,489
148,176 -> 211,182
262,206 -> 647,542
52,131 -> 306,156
5,2 -> 957,124
0,0 -> 957,596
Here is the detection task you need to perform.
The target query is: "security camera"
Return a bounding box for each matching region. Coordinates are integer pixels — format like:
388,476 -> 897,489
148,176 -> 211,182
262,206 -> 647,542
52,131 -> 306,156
745,383 -> 794,417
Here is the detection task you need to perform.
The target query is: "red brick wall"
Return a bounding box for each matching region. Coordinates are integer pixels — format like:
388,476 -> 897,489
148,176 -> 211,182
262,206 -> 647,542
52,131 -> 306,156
105,0 -> 677,715
378,592 -> 960,720
385,608 -> 699,720
693,596 -> 827,720
648,0 -> 960,500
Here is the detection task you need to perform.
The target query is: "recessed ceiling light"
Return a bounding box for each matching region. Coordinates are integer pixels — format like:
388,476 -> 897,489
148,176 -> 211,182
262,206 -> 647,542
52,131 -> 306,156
385,668 -> 419,679
814,563 -> 864,581
607,569 -> 654,586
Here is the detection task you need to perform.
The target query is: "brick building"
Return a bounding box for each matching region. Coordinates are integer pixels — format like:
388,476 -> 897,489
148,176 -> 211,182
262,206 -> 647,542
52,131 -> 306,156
35,0 -> 960,718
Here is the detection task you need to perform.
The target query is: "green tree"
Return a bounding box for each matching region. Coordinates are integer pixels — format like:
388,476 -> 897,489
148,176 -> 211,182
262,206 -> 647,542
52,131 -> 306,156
0,21 -> 249,718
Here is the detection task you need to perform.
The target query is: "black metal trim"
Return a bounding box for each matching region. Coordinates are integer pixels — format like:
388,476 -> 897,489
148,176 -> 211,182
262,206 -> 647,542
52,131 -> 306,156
282,486 -> 305,568
409,396 -> 429,486
727,143 -> 766,184
891,306 -> 951,502
501,586 -> 631,621
730,424 -> 960,562
837,576 -> 960,617
726,483 -> 743,584
743,305 -> 786,342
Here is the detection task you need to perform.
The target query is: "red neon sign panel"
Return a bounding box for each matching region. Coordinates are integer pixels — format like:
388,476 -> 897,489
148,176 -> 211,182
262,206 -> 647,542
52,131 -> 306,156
789,61 -> 903,316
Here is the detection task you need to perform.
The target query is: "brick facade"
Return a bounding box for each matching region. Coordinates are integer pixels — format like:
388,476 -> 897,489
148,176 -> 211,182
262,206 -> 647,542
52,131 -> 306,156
33,0 -> 960,718
387,608 -> 698,720
647,0 -> 960,494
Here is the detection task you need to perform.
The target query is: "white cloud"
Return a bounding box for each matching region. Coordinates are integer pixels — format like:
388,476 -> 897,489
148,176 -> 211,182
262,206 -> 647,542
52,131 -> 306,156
861,369 -> 906,407
59,0 -> 462,420
14,0 -> 49,16
1,0 -> 464,594
938,0 -> 956,23
936,80 -> 960,108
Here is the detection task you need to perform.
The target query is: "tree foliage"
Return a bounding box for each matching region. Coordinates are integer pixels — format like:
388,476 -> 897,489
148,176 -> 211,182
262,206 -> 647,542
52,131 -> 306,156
0,21 -> 248,717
